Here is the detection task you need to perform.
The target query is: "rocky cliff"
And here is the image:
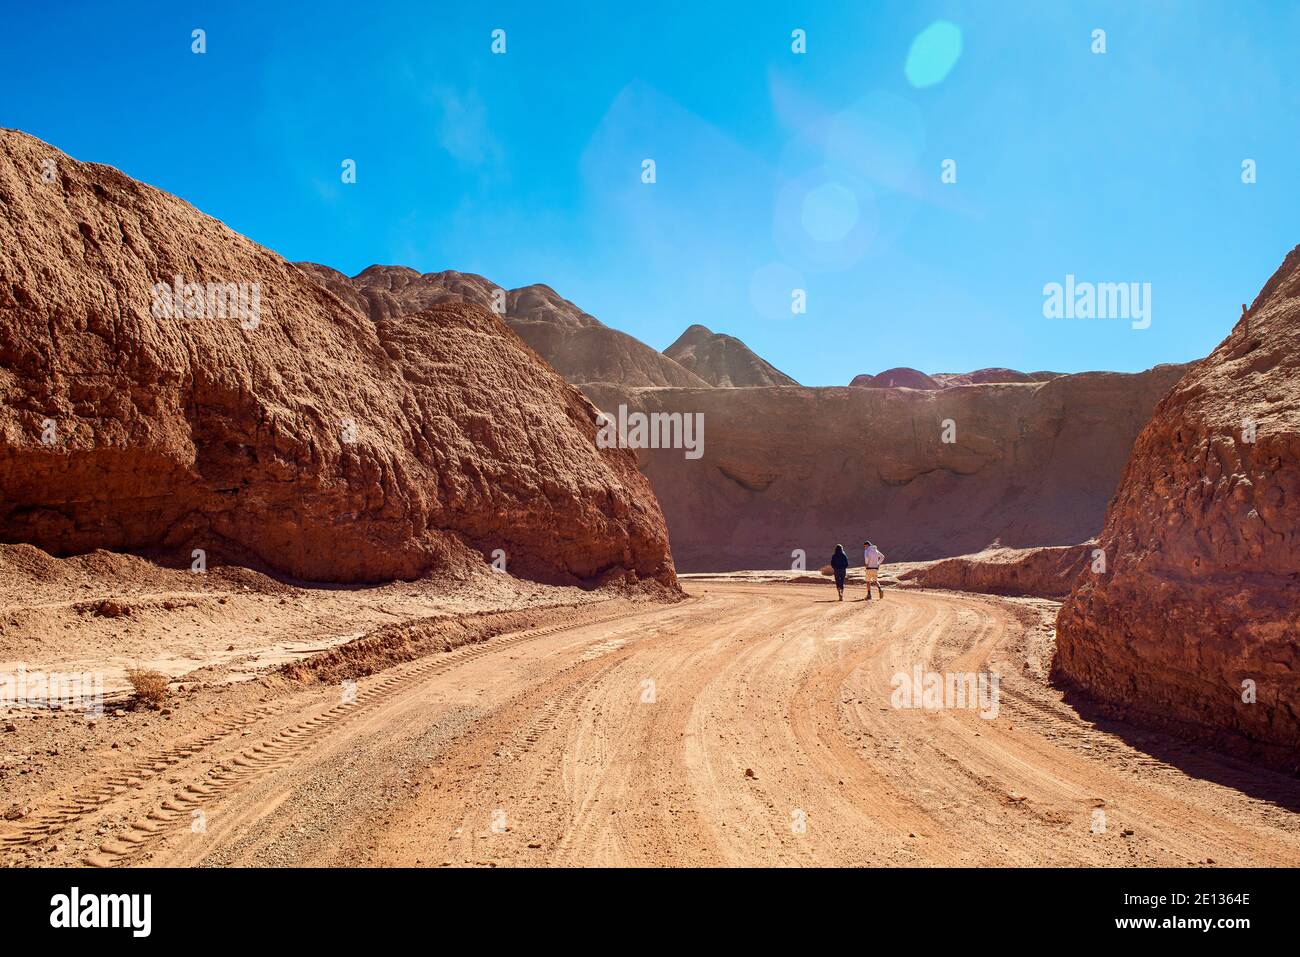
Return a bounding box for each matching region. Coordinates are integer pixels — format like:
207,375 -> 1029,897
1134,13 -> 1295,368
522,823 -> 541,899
1055,247 -> 1300,767
0,130 -> 676,588
585,365 -> 1187,571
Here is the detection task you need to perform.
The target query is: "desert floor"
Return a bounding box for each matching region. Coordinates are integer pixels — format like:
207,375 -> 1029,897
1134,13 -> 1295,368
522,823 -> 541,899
3,575 -> 1299,867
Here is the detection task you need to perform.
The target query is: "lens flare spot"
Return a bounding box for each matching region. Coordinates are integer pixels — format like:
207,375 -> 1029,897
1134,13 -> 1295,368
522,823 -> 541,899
905,21 -> 963,89
800,182 -> 858,243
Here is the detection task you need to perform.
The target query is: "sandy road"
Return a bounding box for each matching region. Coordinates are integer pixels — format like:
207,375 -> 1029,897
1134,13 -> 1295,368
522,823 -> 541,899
10,582 -> 1299,867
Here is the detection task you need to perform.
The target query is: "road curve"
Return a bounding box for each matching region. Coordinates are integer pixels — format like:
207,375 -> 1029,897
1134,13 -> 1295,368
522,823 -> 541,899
29,583 -> 1300,867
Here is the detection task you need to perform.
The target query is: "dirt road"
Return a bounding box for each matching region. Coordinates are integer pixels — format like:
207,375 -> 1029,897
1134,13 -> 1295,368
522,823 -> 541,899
6,582 -> 1299,867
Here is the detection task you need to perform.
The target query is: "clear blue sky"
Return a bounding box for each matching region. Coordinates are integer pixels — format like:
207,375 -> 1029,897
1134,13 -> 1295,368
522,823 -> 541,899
3,1 -> 1297,384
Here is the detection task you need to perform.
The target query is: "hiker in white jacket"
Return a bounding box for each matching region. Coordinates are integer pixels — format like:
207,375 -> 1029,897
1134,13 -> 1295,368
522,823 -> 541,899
862,540 -> 885,600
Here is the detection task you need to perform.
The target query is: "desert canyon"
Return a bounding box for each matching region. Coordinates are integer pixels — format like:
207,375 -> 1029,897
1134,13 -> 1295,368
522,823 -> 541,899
1,130 -> 1297,869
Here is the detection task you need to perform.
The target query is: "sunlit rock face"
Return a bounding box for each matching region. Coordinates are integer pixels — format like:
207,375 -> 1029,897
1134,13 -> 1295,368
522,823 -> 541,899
1055,246 -> 1300,769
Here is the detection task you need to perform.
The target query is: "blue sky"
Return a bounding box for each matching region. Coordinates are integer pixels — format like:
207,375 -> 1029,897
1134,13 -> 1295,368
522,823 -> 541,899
3,1 -> 1297,384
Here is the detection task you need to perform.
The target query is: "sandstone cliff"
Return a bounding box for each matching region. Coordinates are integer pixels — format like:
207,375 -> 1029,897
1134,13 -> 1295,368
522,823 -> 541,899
0,130 -> 676,588
585,365 -> 1187,572
1055,247 -> 1300,767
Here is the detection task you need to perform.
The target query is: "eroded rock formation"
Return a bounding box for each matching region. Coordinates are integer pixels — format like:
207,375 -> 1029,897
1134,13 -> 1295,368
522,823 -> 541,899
301,263 -> 709,389
1055,247 -> 1300,767
585,366 -> 1187,571
898,543 -> 1095,599
0,130 -> 676,588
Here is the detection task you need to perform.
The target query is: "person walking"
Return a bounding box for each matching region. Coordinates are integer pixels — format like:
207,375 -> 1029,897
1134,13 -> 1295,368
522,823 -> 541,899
830,544 -> 849,601
862,540 -> 885,600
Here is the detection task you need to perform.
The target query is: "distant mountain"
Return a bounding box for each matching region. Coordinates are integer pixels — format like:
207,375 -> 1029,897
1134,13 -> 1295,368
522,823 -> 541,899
664,324 -> 799,387
850,367 -> 941,390
851,367 -> 1064,389
297,264 -> 709,389
932,368 -> 1062,387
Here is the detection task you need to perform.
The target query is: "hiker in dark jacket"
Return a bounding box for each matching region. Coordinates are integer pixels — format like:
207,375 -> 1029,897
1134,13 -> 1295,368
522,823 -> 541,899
830,544 -> 849,601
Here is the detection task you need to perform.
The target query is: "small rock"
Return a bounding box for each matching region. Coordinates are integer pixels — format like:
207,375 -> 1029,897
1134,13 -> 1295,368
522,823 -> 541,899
744,768 -> 756,779
93,599 -> 131,618
2,722 -> 15,733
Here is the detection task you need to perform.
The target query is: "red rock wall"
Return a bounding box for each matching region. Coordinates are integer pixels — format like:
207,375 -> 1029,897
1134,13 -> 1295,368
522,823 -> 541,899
1055,247 -> 1300,768
0,130 -> 676,588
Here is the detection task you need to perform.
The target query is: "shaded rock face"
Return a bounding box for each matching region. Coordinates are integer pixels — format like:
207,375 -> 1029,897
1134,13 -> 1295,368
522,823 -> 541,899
0,130 -> 676,588
664,324 -> 799,387
898,543 -> 1095,599
302,264 -> 709,389
584,365 -> 1187,572
1055,247 -> 1300,767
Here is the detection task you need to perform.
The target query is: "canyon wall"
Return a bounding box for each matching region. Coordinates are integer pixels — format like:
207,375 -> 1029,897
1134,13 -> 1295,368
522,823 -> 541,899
584,366 -> 1186,571
0,130 -> 676,588
1055,247 -> 1300,767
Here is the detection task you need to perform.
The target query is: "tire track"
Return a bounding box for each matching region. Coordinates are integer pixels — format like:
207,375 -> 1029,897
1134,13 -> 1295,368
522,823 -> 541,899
1,704 -> 286,850
78,603 -> 666,867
